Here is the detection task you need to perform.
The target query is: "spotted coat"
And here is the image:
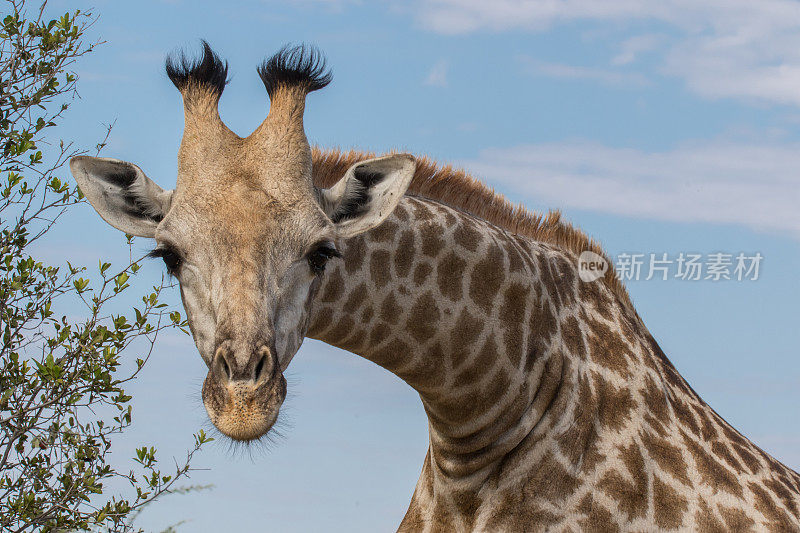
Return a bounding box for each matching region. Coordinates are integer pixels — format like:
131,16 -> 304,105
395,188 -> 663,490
309,195 -> 800,532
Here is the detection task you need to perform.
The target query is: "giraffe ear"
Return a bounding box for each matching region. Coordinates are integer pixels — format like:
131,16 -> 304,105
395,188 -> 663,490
318,154 -> 415,238
70,156 -> 173,238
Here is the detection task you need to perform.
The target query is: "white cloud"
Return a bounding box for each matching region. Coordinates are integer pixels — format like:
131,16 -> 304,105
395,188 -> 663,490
612,34 -> 662,66
424,59 -> 448,87
521,57 -> 649,87
415,0 -> 663,35
414,0 -> 800,106
459,140 -> 800,236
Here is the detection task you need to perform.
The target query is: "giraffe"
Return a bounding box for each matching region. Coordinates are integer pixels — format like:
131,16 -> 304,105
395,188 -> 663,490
69,42 -> 800,531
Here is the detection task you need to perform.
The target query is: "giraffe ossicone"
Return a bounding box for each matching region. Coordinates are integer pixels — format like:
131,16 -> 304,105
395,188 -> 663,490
71,42 -> 800,531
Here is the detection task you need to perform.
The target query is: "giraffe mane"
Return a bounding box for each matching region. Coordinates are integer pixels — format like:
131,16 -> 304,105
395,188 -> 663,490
312,147 -> 632,308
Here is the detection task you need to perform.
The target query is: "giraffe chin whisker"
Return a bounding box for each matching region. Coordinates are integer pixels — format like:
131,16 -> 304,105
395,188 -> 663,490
202,372 -> 287,442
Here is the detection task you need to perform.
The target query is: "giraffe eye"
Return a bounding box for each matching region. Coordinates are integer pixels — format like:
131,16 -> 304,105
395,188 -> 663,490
307,243 -> 340,275
147,247 -> 183,275
161,250 -> 181,272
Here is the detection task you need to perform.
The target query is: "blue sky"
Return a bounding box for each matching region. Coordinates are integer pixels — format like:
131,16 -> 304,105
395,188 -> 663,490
35,0 -> 800,530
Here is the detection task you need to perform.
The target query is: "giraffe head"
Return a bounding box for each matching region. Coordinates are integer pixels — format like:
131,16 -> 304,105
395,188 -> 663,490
70,43 -> 416,441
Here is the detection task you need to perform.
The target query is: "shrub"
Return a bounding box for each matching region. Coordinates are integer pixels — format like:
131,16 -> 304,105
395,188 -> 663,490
0,2 -> 211,531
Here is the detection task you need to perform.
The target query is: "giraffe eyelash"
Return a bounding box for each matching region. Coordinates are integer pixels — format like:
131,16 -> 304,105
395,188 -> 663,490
147,247 -> 183,276
307,242 -> 341,274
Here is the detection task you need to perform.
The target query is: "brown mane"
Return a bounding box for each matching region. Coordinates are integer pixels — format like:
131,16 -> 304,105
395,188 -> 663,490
312,147 -> 632,308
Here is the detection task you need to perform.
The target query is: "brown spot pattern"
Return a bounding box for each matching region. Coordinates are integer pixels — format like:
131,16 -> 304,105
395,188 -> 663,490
369,321 -> 390,345
640,430 -> 690,485
379,291 -> 402,325
653,475 -> 688,529
682,430 -> 743,497
413,262 -> 432,286
344,236 -> 366,274
419,222 -> 445,257
369,250 -> 391,289
453,219 -> 482,252
360,306 -> 374,323
718,505 -> 756,531
326,316 -> 355,345
524,452 -> 581,504
695,499 -> 727,533
595,375 -> 636,431
561,315 -> 587,359
406,292 -> 440,344
454,333 -> 497,385
598,444 -> 648,521
436,251 -> 467,301
586,316 -> 633,378
371,220 -> 398,242
749,481 -> 796,530
343,282 -> 368,313
468,244 -> 505,313
319,268 -> 344,303
578,494 -> 621,533
449,308 -> 483,365
394,230 -> 415,278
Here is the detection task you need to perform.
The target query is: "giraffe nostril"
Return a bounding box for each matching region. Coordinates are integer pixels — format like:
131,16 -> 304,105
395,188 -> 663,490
254,354 -> 267,382
220,356 -> 231,380
213,343 -> 235,382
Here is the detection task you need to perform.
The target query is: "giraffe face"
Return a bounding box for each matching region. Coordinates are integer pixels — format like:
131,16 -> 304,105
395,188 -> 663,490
70,151 -> 415,441
158,173 -> 334,441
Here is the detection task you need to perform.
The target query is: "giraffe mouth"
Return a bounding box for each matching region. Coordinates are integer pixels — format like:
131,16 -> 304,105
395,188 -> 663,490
202,372 -> 287,442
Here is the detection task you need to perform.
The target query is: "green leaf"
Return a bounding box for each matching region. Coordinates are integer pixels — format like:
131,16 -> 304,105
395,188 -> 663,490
73,277 -> 89,292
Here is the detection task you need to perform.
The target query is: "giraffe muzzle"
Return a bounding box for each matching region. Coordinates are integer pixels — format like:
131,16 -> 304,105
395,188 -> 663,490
201,343 -> 287,441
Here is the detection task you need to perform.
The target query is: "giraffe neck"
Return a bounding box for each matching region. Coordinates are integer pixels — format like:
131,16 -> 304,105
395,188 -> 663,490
306,195 -> 587,479
306,194 -> 800,530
